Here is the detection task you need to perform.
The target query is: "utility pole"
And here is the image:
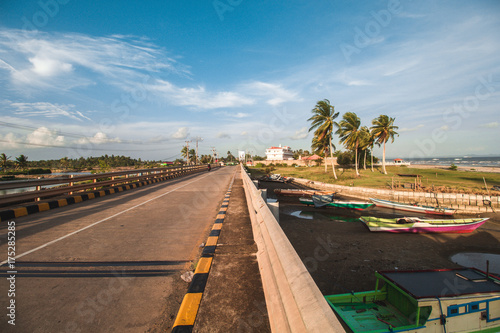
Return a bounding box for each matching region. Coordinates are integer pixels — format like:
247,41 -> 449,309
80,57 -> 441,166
185,140 -> 191,165
193,136 -> 203,165
210,147 -> 216,163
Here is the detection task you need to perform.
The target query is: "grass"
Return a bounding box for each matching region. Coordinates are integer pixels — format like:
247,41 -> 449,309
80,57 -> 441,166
250,165 -> 500,194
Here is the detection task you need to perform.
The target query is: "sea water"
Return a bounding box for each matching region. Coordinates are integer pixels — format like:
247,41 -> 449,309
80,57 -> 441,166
402,156 -> 500,168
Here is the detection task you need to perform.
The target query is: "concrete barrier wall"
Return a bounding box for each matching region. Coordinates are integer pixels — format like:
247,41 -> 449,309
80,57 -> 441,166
240,165 -> 344,333
291,177 -> 499,214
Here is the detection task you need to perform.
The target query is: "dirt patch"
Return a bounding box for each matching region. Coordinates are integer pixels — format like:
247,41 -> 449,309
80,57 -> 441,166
258,180 -> 500,296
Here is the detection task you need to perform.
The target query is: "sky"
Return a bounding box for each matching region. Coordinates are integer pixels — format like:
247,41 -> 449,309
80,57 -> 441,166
0,0 -> 499,161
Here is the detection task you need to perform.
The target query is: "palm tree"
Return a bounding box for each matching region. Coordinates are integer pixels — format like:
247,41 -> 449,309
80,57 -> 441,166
335,112 -> 362,177
371,115 -> 399,175
181,146 -> 189,164
15,154 -> 28,170
359,126 -> 371,170
308,99 -> 339,179
311,135 -> 330,170
0,153 -> 11,171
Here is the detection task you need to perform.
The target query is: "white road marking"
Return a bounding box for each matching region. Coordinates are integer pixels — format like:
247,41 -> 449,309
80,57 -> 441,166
1,172 -> 214,266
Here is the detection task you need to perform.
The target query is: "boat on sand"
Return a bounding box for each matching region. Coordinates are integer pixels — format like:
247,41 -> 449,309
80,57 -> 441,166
300,195 -> 373,210
360,216 -> 488,233
369,197 -> 455,215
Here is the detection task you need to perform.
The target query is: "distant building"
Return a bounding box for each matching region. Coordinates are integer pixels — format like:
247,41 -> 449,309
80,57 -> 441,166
265,145 -> 294,161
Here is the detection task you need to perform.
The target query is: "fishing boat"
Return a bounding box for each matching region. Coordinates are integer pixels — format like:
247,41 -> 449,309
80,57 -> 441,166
360,216 -> 488,233
274,189 -> 335,196
325,268 -> 500,333
300,195 -> 373,210
369,198 -> 455,215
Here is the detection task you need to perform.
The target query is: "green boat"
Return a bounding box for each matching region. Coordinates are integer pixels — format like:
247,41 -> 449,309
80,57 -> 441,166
299,196 -> 373,210
325,268 -> 500,332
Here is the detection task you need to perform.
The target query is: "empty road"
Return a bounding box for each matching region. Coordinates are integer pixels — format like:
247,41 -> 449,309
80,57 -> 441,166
0,166 -> 236,332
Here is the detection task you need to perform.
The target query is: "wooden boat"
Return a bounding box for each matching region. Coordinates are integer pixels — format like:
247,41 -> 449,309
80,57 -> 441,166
274,189 -> 335,196
360,216 -> 488,233
299,197 -> 373,210
325,268 -> 500,333
369,197 -> 455,215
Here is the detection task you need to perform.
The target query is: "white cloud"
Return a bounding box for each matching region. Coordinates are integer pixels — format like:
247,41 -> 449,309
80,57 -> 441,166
29,56 -> 73,77
240,81 -> 300,106
216,132 -> 231,139
172,127 -> 189,139
0,133 -> 21,149
398,124 -> 424,133
26,127 -> 65,146
0,29 -> 187,92
480,121 -> 498,128
290,127 -> 309,140
77,132 -> 121,145
10,102 -> 91,121
149,80 -> 255,109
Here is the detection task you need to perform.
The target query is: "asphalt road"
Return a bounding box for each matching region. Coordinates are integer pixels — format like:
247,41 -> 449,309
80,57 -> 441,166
0,166 -> 236,332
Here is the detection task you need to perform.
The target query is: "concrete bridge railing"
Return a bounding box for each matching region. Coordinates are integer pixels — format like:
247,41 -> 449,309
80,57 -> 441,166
241,165 -> 344,332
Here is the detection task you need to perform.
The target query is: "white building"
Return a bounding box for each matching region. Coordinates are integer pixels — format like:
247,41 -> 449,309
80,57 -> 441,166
265,145 -> 294,161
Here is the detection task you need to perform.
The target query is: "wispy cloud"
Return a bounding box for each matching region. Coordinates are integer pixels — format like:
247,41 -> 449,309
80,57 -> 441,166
10,102 -> 92,121
216,132 -> 231,139
398,124 -> 424,133
480,121 -> 498,128
149,80 -> 255,109
290,127 -> 309,140
240,81 -> 300,106
0,29 -> 188,92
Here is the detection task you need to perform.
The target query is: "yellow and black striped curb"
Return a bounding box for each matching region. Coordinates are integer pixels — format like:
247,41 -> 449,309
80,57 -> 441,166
171,176 -> 235,333
0,169 -> 204,222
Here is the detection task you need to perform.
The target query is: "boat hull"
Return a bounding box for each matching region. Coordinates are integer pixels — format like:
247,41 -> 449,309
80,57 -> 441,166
360,217 -> 488,233
370,198 -> 455,215
300,198 -> 373,210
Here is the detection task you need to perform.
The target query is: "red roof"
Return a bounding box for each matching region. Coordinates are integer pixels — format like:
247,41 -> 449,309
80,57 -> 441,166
302,154 -> 322,160
394,158 -> 403,161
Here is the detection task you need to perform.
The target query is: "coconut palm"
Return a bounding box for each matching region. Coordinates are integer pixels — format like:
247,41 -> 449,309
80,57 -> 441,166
359,126 -> 371,170
0,153 -> 11,171
371,115 -> 399,175
308,99 -> 339,179
335,112 -> 362,177
15,154 -> 28,170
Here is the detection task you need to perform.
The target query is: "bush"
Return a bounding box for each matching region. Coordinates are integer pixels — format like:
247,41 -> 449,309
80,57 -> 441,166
255,163 -> 264,168
450,163 -> 458,171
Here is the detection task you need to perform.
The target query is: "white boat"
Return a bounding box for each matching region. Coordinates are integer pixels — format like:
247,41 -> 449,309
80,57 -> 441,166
369,198 -> 455,216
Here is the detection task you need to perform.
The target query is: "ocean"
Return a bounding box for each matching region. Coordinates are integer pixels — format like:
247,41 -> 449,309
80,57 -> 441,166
398,156 -> 500,168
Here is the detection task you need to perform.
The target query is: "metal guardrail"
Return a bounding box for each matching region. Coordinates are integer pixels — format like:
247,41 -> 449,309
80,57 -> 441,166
0,165 -> 211,206
240,165 -> 344,332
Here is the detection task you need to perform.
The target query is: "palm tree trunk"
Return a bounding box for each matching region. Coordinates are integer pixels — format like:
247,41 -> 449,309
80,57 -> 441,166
382,141 -> 387,174
355,143 -> 359,176
329,139 -> 337,179
324,150 -> 327,173
363,150 -> 367,170
371,147 -> 374,172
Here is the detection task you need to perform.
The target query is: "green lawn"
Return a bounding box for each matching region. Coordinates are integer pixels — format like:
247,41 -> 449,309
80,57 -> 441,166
249,165 -> 500,194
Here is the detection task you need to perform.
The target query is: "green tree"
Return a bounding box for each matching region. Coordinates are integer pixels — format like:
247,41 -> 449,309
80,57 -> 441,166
0,153 -> 11,171
335,112 -> 362,177
359,126 -> 371,170
371,115 -> 399,175
308,99 -> 339,178
15,154 -> 28,170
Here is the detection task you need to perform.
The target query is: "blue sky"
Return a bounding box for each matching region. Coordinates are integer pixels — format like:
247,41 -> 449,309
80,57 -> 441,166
0,0 -> 499,161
